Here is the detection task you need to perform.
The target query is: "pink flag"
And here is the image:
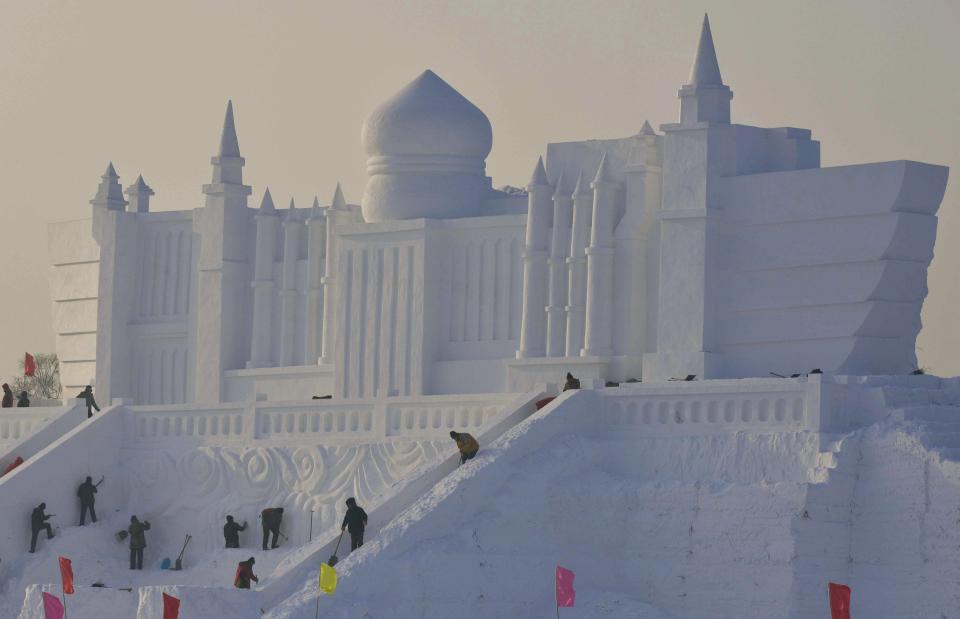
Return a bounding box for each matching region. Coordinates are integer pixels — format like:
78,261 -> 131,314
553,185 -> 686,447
42,592 -> 64,619
556,566 -> 575,608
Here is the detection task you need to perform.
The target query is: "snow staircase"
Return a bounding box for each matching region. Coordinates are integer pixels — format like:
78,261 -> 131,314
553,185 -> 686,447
870,377 -> 960,460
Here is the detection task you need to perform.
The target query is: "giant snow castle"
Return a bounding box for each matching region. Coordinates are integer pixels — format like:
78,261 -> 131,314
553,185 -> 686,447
3,14 -> 954,618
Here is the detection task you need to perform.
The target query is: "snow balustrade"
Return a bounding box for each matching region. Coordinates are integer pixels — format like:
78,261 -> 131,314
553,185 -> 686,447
0,399 -> 88,472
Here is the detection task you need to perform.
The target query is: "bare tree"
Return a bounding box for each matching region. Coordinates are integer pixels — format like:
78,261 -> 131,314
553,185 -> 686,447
11,353 -> 62,400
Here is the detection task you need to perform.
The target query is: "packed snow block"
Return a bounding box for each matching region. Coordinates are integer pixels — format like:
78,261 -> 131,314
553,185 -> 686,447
20,584 -> 138,619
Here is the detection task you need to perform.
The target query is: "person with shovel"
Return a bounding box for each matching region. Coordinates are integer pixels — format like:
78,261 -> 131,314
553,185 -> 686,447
128,515 -> 151,570
77,475 -> 103,525
261,507 -> 284,551
450,430 -> 480,465
234,557 -> 258,589
29,502 -> 54,553
341,497 -> 368,552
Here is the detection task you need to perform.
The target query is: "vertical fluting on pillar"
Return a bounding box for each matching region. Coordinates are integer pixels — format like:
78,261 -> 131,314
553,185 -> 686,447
304,197 -> 327,365
320,183 -> 350,364
248,188 -> 279,368
583,153 -> 621,357
279,199 -> 302,366
545,171 -> 573,357
564,171 -> 592,356
516,157 -> 552,359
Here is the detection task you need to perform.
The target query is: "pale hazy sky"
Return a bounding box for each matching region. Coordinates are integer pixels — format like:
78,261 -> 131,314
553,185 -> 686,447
0,0 -> 957,381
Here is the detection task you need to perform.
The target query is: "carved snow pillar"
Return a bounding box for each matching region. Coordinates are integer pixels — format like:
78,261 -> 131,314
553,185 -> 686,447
279,199 -> 302,366
304,197 -> 327,365
248,189 -> 279,368
516,157 -> 552,359
582,153 -> 620,357
564,172 -> 592,356
320,183 -> 350,365
545,172 -> 573,357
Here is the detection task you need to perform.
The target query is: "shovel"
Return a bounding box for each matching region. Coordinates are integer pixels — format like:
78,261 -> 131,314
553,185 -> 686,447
327,530 -> 345,567
172,534 -> 191,571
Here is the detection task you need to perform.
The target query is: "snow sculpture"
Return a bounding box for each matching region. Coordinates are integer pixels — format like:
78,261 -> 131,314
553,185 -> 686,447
47,15 -> 948,405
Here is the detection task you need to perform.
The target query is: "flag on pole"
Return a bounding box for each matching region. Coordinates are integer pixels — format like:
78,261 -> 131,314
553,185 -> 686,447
24,353 -> 35,377
828,582 -> 851,619
556,566 -> 575,608
162,593 -> 181,619
58,556 -> 74,595
41,592 -> 64,619
319,563 -> 337,596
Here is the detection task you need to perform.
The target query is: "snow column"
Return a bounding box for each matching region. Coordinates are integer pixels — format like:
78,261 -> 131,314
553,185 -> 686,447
249,189 -> 279,368
582,153 -> 620,357
280,200 -> 302,366
517,157 -> 552,359
564,172 -> 592,356
545,172 -> 573,357
304,198 -> 327,365
320,184 -> 351,365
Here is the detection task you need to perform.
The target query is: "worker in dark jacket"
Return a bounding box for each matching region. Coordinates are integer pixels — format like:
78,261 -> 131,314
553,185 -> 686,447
1,384 -> 13,408
16,391 -> 29,407
261,507 -> 284,551
77,386 -> 100,418
29,502 -> 54,553
223,515 -> 247,548
341,497 -> 368,552
563,372 -> 581,391
234,557 -> 258,589
450,430 -> 480,465
77,476 -> 101,525
128,515 -> 150,569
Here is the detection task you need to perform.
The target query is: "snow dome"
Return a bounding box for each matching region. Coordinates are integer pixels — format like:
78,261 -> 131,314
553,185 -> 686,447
361,69 -> 493,222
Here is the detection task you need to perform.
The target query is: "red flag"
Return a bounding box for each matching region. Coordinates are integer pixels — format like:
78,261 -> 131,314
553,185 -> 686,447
2,456 -> 24,477
58,557 -> 74,595
41,592 -> 64,619
555,565 -> 575,608
24,353 -> 35,377
829,582 -> 851,619
162,593 -> 181,619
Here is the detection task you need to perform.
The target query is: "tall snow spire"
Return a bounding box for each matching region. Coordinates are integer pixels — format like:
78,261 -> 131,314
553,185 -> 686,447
125,174 -> 154,213
258,187 -> 276,213
529,156 -> 549,189
219,100 -> 241,158
677,14 -> 732,125
688,14 -> 723,87
330,182 -> 348,211
308,195 -> 323,221
203,100 -> 251,208
90,162 -> 129,211
592,152 -> 615,185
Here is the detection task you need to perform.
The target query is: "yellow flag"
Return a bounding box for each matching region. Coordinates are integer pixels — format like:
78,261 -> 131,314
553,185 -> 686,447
319,563 -> 337,596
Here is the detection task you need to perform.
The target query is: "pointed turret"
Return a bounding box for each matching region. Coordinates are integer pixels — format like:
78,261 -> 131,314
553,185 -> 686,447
288,197 -> 296,211
528,156 -> 549,189
203,101 -> 252,208
330,182 -> 348,211
639,120 -> 656,136
258,188 -> 276,213
592,152 -> 616,185
552,171 -> 568,198
688,14 -> 723,87
125,174 -> 155,213
677,14 -> 733,125
219,100 -> 241,158
573,170 -> 590,197
90,162 -> 129,211
308,196 -> 324,221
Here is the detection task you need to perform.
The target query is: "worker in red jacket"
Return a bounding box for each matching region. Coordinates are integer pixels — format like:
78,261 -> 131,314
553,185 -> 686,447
234,557 -> 258,589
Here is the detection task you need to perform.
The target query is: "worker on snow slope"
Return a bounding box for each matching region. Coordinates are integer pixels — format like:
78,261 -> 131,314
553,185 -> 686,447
29,502 -> 54,553
450,430 -> 480,465
77,385 -> 100,418
127,515 -> 151,570
77,475 -> 102,525
224,515 -> 247,548
261,507 -> 284,551
563,372 -> 581,391
234,557 -> 259,589
341,497 -> 368,552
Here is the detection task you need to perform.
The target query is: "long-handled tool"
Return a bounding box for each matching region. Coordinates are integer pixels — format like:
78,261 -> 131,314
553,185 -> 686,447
172,534 -> 191,571
327,530 -> 345,567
